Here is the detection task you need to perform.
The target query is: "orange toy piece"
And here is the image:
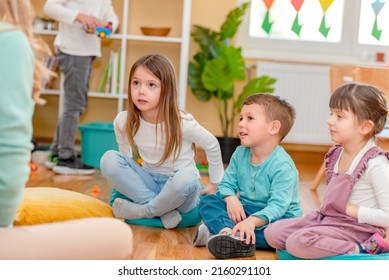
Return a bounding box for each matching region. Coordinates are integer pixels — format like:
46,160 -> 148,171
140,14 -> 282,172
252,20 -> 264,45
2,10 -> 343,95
136,157 -> 144,166
90,185 -> 101,197
29,161 -> 38,171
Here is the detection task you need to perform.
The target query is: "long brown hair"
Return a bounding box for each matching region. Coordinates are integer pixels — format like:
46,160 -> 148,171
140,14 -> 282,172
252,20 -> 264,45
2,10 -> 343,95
0,0 -> 53,104
126,54 -> 182,165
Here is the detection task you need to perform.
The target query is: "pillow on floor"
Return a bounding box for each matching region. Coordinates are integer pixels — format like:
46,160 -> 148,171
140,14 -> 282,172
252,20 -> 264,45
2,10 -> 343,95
110,188 -> 201,228
14,187 -> 114,226
276,249 -> 389,260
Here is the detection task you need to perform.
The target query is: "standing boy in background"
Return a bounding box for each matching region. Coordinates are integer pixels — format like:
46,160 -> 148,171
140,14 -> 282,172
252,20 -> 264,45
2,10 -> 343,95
44,0 -> 119,175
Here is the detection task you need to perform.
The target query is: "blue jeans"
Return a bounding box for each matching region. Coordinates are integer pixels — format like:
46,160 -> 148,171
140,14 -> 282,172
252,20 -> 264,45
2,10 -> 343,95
50,50 -> 94,159
100,150 -> 201,216
198,194 -> 274,250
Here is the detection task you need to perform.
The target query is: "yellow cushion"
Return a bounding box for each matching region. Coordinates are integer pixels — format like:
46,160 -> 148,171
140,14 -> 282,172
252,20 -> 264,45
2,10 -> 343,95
14,187 -> 114,226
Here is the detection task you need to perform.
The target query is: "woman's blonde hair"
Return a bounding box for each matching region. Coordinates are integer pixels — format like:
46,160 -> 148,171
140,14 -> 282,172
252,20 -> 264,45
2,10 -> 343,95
126,54 -> 182,165
0,0 -> 53,104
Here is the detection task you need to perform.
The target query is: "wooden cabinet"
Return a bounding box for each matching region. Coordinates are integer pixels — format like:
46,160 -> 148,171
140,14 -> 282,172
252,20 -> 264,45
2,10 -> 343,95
31,0 -> 192,140
330,64 -> 389,99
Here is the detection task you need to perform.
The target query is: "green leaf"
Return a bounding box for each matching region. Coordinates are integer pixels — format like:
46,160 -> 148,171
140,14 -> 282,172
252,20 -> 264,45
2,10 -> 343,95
234,76 -> 277,109
221,45 -> 245,81
188,54 -> 212,101
191,25 -> 219,58
202,57 -> 234,93
220,2 -> 249,40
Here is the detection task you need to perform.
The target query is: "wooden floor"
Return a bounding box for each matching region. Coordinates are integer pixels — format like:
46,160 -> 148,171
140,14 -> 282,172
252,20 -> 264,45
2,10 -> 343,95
27,148 -> 327,260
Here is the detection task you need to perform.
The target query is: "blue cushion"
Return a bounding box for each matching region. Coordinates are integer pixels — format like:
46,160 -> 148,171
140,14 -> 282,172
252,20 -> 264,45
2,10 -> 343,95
277,249 -> 389,260
110,188 -> 201,228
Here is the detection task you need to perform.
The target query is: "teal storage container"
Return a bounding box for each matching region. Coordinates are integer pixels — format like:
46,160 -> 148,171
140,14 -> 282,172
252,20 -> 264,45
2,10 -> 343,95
78,122 -> 118,168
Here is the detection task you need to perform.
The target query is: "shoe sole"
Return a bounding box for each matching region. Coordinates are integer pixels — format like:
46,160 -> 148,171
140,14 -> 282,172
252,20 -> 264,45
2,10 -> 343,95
207,234 -> 255,259
53,166 -> 95,175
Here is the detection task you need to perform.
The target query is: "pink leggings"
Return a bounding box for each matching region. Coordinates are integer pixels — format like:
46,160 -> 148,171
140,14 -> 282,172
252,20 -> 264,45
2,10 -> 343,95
0,218 -> 133,260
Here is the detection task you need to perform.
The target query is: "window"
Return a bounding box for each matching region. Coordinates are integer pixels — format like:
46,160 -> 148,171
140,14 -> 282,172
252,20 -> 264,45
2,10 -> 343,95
238,0 -> 387,65
358,0 -> 389,45
249,0 -> 344,42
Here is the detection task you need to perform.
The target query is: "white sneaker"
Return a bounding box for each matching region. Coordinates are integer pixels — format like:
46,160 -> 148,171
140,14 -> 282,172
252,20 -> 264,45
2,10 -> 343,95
44,161 -> 56,170
53,166 -> 96,175
193,223 -> 212,247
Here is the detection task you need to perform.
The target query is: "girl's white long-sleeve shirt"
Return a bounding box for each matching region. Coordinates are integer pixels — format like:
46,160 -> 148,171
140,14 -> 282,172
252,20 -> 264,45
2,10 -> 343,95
113,111 -> 225,184
334,139 -> 389,227
44,0 -> 118,57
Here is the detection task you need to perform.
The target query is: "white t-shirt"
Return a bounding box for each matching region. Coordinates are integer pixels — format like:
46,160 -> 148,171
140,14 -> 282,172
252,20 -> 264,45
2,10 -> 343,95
114,111 -> 225,184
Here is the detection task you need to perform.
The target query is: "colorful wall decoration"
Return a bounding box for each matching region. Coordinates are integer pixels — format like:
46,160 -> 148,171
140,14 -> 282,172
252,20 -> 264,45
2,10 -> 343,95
250,0 -> 344,43
358,0 -> 389,45
371,0 -> 384,41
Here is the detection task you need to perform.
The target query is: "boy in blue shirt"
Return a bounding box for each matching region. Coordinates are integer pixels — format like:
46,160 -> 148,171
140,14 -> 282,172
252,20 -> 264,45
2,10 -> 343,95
194,93 -> 302,259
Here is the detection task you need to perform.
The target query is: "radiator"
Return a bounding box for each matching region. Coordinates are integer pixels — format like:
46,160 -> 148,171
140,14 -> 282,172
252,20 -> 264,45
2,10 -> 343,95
256,62 -> 333,145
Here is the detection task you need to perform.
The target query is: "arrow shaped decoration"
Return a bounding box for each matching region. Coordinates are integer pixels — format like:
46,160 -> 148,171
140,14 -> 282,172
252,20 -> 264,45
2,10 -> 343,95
262,10 -> 273,34
371,0 -> 385,41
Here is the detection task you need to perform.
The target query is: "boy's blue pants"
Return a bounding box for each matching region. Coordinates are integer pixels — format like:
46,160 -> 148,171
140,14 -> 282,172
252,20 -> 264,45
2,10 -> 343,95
198,194 -> 274,249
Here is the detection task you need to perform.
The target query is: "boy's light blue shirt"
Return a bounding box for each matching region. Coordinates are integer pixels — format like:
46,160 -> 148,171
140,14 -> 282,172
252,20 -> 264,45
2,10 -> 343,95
216,145 -> 302,225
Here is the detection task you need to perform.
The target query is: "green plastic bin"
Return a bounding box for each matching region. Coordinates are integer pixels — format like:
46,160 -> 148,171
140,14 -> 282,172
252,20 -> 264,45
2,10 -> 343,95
78,122 -> 118,168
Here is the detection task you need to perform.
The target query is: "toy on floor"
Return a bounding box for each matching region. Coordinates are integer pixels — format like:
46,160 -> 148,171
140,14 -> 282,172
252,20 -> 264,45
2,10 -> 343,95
29,161 -> 38,171
90,185 -> 101,198
196,159 -> 209,174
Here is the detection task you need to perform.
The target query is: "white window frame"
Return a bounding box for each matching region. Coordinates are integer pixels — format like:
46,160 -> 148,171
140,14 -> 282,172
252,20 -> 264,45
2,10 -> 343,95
237,0 -> 388,66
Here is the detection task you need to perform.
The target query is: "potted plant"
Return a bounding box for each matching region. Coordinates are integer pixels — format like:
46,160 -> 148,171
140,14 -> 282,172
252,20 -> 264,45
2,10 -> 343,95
188,2 -> 276,163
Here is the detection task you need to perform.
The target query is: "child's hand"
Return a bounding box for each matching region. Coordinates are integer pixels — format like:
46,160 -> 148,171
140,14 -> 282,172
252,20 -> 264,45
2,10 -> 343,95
232,218 -> 256,245
96,20 -> 109,28
75,13 -> 98,32
224,196 -> 246,224
346,202 -> 359,219
200,183 -> 218,195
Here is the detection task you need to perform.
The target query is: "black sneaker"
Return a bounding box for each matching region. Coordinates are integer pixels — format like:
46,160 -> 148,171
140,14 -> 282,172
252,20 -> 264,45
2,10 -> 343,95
53,156 -> 95,175
206,233 -> 255,259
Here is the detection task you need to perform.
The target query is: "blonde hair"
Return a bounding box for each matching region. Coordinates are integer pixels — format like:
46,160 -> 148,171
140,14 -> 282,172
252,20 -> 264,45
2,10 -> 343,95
126,54 -> 182,165
0,0 -> 53,105
242,93 -> 296,141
